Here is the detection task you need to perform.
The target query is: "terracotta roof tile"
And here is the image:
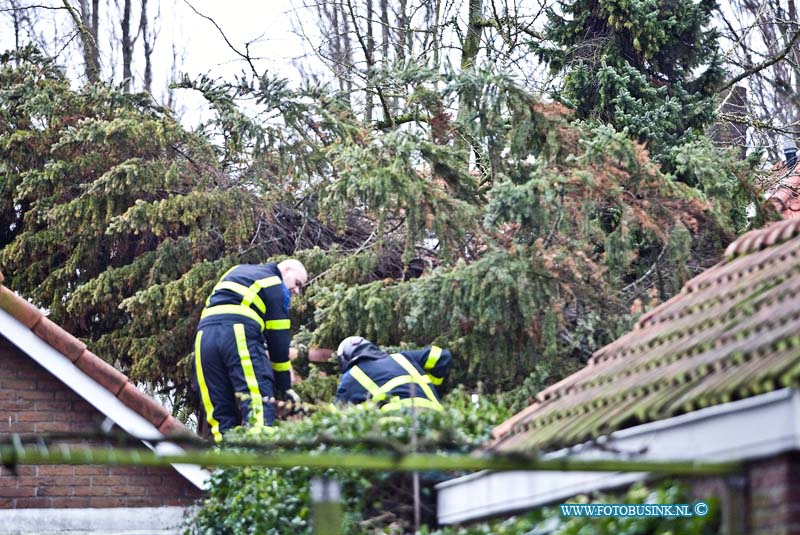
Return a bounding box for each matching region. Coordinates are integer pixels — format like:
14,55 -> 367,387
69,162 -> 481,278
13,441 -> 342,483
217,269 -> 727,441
0,270 -> 191,437
766,168 -> 800,219
158,416 -> 191,437
118,383 -> 170,428
32,317 -> 86,362
73,349 -> 128,395
725,218 -> 800,258
0,286 -> 43,329
491,219 -> 800,453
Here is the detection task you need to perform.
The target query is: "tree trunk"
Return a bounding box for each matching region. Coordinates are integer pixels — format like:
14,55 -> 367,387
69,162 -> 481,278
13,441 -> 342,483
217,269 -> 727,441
121,0 -> 132,92
380,0 -> 389,63
79,0 -> 100,83
365,0 -> 374,122
460,0 -> 483,71
140,0 -> 153,93
455,0 -> 483,164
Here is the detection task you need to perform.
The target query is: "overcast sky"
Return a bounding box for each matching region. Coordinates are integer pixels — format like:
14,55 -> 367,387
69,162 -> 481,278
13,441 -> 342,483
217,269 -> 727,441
0,0 -> 323,125
173,0 -> 316,81
166,0 -> 322,124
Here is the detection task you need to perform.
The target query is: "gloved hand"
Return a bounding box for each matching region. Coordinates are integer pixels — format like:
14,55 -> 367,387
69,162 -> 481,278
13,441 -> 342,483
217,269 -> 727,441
285,388 -> 302,405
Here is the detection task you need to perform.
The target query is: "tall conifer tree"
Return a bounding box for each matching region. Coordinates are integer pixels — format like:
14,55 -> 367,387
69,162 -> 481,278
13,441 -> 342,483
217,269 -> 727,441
537,0 -> 725,166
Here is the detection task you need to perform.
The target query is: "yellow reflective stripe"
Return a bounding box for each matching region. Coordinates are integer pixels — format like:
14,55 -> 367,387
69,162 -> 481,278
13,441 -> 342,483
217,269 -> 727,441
349,365 -> 386,401
379,374 -> 431,395
390,353 -> 438,403
424,346 -> 442,371
194,331 -> 222,444
265,319 -> 290,330
213,280 -> 266,314
206,266 -> 238,307
251,275 -> 282,291
382,397 -> 443,412
246,276 -> 281,310
201,304 -> 265,330
233,323 -> 264,427
428,374 -> 444,386
271,361 -> 292,372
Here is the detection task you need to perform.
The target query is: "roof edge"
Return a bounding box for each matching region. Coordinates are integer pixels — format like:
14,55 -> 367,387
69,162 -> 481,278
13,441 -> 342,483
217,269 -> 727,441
0,273 -> 189,436
724,218 -> 800,259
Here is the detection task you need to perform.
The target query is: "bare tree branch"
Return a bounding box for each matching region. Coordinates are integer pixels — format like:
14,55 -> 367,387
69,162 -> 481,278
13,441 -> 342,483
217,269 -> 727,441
718,28 -> 800,93
183,0 -> 258,78
345,0 -> 392,124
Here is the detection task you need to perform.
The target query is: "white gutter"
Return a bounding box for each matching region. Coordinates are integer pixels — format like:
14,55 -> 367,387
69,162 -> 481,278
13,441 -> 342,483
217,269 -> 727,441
437,387 -> 800,524
0,308 -> 210,490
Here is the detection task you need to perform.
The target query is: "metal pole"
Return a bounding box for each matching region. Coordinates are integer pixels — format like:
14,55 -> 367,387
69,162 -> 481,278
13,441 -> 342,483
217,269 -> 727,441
310,477 -> 342,535
0,443 -> 744,475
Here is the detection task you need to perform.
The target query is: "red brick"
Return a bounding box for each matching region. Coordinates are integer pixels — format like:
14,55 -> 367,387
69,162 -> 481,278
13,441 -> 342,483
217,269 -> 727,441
32,401 -> 72,412
90,475 -> 126,486
89,497 -> 128,507
17,390 -> 55,400
73,486 -> 109,497
3,422 -> 36,433
14,497 -> 51,508
124,497 -> 159,507
32,318 -> 86,362
37,486 -> 74,497
146,484 -> 190,497
0,401 -> 27,411
74,466 -> 109,476
26,476 -> 85,487
109,485 -> 147,496
36,466 -> 74,477
0,287 -> 43,329
17,412 -> 53,422
2,379 -> 36,391
51,497 -> 91,507
117,383 -> 169,427
0,487 -> 35,498
8,466 -> 36,477
125,475 -> 163,487
34,422 -> 71,433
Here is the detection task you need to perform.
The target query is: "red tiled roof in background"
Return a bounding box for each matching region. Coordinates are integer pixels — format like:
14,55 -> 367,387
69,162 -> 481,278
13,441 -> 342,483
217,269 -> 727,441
491,218 -> 800,453
767,165 -> 800,219
0,271 -> 191,437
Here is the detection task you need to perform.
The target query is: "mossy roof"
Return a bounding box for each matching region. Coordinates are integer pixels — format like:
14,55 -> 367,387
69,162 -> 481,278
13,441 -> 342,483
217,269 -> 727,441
491,218 -> 800,452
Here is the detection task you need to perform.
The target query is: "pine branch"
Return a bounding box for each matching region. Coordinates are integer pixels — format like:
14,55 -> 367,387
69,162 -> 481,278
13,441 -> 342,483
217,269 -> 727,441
374,112 -> 429,130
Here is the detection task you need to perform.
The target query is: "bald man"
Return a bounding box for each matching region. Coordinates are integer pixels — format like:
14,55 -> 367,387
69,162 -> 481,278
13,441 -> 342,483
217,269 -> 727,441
194,259 -> 308,442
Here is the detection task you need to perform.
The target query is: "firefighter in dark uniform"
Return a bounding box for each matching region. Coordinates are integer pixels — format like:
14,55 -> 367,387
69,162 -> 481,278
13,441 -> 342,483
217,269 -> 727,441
194,259 -> 307,443
334,336 -> 453,411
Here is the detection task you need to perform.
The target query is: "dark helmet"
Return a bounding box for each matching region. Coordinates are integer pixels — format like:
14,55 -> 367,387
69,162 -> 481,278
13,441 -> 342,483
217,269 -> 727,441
336,336 -> 368,370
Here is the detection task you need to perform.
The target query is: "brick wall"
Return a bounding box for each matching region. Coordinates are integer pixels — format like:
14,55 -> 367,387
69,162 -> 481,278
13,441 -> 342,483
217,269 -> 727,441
748,452 -> 800,535
0,336 -> 203,508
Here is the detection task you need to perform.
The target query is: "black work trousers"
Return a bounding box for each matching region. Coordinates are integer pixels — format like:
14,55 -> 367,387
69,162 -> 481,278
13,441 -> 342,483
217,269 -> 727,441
193,320 -> 275,443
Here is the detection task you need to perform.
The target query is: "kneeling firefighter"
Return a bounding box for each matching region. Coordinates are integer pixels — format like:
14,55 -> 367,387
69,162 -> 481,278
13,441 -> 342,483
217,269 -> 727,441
334,336 -> 452,411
